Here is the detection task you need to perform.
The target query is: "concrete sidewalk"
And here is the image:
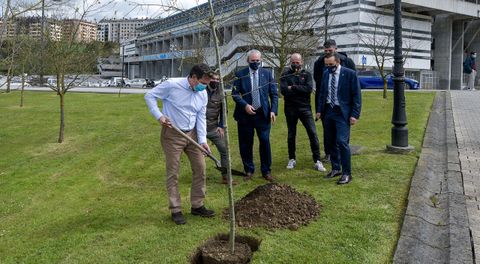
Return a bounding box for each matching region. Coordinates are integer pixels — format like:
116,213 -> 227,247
451,91 -> 480,262
394,91 -> 476,263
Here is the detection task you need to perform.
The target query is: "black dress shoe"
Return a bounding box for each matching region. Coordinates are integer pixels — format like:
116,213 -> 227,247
171,212 -> 186,225
324,170 -> 341,179
191,206 -> 215,217
337,174 -> 352,185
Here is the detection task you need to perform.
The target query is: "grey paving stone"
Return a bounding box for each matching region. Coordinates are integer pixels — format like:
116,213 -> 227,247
395,91 -> 474,263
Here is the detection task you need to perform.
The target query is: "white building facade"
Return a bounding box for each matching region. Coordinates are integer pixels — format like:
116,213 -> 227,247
97,18 -> 158,43
121,0 -> 480,90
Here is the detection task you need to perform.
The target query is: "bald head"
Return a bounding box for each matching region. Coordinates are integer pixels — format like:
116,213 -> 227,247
291,53 -> 302,60
290,53 -> 303,71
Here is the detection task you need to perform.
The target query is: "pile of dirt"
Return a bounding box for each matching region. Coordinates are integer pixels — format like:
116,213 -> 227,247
226,183 -> 320,229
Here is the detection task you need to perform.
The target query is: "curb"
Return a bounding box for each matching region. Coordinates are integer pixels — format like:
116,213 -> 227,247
393,91 -> 473,263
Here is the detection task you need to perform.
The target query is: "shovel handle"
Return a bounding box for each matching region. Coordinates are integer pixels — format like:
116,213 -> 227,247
169,125 -> 222,167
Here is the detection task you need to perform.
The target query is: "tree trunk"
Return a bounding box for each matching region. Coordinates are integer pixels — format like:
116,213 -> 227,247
58,93 -> 65,143
20,73 -> 25,107
208,0 -> 236,254
6,66 -> 12,93
383,78 -> 388,99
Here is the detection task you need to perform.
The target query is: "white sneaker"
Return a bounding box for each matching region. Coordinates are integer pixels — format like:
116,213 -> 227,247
286,159 -> 296,169
314,160 -> 326,172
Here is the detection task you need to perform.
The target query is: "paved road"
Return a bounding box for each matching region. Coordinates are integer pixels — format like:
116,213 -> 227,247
451,90 -> 480,262
1,86 -> 149,94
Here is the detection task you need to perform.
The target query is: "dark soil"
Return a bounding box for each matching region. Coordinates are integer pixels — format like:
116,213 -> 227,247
201,240 -> 251,264
190,234 -> 261,264
226,183 -> 320,229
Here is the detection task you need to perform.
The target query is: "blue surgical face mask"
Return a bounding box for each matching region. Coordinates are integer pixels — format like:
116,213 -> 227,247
194,83 -> 207,92
249,62 -> 261,70
327,65 -> 337,74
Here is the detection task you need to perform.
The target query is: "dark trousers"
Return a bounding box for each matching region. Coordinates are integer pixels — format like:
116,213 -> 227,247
323,105 -> 351,175
237,110 -> 272,175
322,118 -> 330,157
285,106 -> 320,162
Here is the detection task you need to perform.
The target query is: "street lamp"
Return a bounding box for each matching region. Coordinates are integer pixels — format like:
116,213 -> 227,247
324,0 -> 332,43
387,0 -> 414,153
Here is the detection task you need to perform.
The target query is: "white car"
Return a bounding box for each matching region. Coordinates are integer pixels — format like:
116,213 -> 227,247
128,78 -> 146,88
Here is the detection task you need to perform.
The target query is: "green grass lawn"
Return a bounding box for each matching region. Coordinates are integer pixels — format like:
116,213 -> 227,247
0,90 -> 434,263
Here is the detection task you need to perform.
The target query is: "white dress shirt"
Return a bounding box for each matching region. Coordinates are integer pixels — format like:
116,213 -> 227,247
144,77 -> 208,144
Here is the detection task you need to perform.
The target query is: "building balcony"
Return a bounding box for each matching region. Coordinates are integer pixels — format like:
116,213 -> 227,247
376,0 -> 480,18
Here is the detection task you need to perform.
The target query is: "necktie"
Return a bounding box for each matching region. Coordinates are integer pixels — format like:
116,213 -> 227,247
329,72 -> 336,108
252,71 -> 261,109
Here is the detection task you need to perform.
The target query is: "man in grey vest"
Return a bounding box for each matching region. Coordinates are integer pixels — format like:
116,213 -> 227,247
206,71 -> 235,184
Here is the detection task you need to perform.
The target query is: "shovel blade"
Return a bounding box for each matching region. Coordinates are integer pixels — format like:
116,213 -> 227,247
215,167 -> 246,176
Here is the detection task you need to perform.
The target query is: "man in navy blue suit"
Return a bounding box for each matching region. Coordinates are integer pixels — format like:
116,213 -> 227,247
316,53 -> 361,185
232,49 -> 279,182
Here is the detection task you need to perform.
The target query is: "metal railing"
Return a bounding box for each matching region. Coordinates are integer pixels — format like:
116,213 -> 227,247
420,70 -> 440,90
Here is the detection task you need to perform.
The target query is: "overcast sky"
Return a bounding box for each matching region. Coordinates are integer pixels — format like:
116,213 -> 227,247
8,0 -> 208,21
89,0 -> 208,21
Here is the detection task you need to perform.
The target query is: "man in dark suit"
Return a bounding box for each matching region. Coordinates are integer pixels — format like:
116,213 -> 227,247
232,49 -> 279,182
314,39 -> 356,163
316,53 -> 361,185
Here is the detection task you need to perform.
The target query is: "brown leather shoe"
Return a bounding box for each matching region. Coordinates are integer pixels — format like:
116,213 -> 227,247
222,176 -> 237,185
244,172 -> 253,181
262,173 -> 274,182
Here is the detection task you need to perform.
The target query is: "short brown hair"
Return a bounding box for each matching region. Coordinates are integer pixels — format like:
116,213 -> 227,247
323,39 -> 337,48
189,63 -> 213,78
324,52 -> 340,62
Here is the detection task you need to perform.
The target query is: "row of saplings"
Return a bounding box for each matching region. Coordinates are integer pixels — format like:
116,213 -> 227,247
190,183 -> 320,264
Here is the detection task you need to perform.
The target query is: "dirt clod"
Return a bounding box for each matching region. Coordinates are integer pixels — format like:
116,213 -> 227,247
201,240 -> 252,264
226,183 -> 320,229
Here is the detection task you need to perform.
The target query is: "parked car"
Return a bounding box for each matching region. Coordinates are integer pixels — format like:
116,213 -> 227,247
143,78 -> 156,88
128,78 -> 146,88
357,70 -> 420,90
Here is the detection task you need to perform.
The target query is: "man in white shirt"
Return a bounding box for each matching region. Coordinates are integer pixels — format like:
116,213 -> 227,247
145,63 -> 215,225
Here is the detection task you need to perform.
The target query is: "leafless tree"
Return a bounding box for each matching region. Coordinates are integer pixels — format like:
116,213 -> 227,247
206,0 -> 238,254
356,13 -> 422,99
0,0 -> 46,45
44,0 -> 113,143
357,15 -> 393,99
247,0 -> 324,80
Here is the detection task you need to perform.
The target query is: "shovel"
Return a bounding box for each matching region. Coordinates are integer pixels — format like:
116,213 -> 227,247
169,125 -> 246,176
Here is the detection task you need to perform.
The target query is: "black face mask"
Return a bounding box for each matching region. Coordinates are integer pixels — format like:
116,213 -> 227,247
249,62 -> 261,70
327,65 -> 337,74
291,64 -> 301,72
209,81 -> 219,90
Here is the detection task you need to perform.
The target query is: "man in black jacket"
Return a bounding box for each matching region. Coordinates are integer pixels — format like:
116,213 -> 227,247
280,53 -> 326,172
313,39 -> 356,162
